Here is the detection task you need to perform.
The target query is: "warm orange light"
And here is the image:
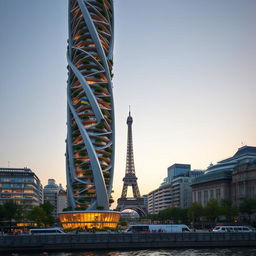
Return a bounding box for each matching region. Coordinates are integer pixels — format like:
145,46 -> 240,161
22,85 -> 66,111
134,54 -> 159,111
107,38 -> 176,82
76,43 -> 83,48
73,98 -> 79,104
74,138 -> 82,144
98,100 -> 110,109
74,34 -> 80,40
86,80 -> 95,84
59,211 -> 121,230
24,190 -> 34,193
84,120 -> 97,125
73,81 -> 80,87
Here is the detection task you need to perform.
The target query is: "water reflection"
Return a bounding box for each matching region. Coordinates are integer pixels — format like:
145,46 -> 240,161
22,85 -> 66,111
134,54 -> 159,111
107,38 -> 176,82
18,248 -> 256,256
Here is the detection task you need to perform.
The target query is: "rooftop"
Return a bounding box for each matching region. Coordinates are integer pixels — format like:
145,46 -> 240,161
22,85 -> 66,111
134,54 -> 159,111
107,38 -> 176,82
0,167 -> 32,173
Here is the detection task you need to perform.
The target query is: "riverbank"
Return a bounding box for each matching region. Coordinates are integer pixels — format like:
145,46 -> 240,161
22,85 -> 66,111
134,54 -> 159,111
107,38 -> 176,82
1,232 -> 256,253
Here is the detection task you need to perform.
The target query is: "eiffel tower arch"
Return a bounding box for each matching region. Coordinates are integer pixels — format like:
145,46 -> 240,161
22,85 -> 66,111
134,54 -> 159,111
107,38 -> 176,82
116,110 -> 147,217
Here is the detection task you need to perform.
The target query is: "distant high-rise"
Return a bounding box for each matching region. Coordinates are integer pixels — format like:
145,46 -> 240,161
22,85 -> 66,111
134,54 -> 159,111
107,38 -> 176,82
43,179 -> 59,218
57,185 -> 67,214
66,0 -> 115,211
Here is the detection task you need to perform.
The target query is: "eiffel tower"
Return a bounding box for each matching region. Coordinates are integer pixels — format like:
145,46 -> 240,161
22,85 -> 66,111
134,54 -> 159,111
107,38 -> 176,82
116,110 -> 147,216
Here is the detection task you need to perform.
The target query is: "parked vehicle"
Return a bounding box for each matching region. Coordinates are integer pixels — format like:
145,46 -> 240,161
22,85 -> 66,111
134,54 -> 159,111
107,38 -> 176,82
29,227 -> 65,235
125,224 -> 191,233
212,225 -> 252,232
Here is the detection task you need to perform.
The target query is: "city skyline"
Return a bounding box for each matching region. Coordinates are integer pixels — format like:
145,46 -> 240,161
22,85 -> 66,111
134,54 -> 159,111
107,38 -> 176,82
0,0 -> 255,206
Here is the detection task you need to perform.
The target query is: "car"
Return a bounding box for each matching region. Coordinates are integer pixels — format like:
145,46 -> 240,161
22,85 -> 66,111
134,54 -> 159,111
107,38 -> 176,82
212,225 -> 252,232
29,227 -> 65,235
125,224 -> 191,233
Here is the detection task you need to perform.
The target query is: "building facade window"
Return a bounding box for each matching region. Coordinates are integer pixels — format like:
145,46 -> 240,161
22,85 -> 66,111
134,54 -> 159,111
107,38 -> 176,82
210,190 -> 214,198
204,190 -> 208,205
198,191 -> 202,204
216,188 -> 221,201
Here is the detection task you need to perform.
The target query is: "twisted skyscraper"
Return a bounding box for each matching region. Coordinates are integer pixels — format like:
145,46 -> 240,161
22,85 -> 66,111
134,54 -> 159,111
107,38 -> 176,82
66,0 -> 114,211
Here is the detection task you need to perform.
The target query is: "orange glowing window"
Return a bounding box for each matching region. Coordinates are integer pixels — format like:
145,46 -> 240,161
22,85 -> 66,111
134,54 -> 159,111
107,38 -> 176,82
74,138 -> 82,144
74,34 -> 80,40
86,80 -> 95,84
73,98 -> 79,104
24,190 -> 34,193
80,157 -> 89,161
73,81 -> 80,87
98,100 -> 110,109
101,76 -> 108,82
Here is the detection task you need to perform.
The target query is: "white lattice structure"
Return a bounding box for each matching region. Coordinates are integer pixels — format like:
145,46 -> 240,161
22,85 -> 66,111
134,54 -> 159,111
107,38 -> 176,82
66,0 -> 114,210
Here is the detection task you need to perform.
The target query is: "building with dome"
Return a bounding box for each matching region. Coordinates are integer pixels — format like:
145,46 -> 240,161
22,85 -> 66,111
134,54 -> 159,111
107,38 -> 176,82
192,146 -> 256,206
43,179 -> 60,218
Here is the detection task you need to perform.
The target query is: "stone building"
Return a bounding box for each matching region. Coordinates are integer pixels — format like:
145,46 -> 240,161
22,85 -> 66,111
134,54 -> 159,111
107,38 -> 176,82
192,171 -> 232,207
57,186 -> 67,214
232,159 -> 256,206
192,146 -> 256,206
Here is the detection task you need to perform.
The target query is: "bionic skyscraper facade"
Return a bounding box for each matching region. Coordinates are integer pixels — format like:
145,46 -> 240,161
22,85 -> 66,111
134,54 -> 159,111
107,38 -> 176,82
66,0 -> 114,211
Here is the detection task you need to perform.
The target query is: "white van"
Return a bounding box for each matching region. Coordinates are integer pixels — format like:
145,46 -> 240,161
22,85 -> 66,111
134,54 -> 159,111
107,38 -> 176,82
126,224 -> 191,233
212,225 -> 252,232
29,227 -> 65,235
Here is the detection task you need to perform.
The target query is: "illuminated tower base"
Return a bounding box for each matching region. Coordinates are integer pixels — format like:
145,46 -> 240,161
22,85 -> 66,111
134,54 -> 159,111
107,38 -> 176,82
59,210 -> 120,230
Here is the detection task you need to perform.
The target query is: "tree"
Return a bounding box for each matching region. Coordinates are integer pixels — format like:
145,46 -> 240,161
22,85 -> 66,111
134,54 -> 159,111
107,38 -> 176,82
179,208 -> 189,223
27,202 -> 54,227
188,202 -> 203,223
219,199 -> 238,222
0,205 -> 5,221
27,206 -> 46,226
40,202 -> 54,226
3,201 -> 22,221
239,199 -> 256,223
0,201 -> 22,229
158,207 -> 183,223
204,198 -> 220,222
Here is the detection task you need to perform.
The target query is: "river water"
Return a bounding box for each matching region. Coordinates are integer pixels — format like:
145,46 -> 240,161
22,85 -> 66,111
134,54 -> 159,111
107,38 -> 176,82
18,248 -> 256,256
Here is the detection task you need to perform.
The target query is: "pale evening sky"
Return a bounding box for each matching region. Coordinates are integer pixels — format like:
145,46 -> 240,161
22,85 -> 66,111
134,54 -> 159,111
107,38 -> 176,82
0,0 -> 255,206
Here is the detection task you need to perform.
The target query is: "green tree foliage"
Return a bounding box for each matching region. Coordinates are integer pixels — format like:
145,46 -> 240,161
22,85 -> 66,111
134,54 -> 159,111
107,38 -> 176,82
27,202 -> 54,227
188,202 -> 203,222
0,201 -> 23,229
27,206 -> 45,226
219,199 -> 238,221
204,198 -> 220,222
119,220 -> 127,227
63,206 -> 72,212
239,199 -> 256,222
1,201 -> 22,222
157,207 -> 188,223
0,205 -> 5,221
